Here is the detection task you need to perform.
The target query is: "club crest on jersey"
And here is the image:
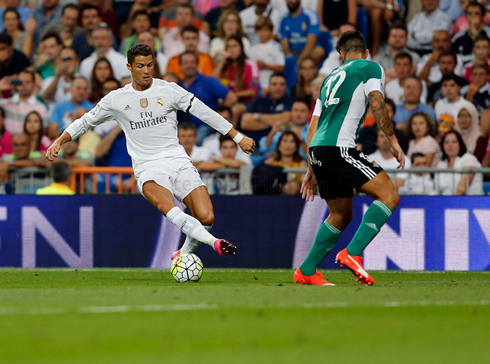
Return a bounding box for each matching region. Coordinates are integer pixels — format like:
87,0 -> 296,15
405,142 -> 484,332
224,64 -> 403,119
157,98 -> 164,107
140,98 -> 148,109
301,22 -> 307,31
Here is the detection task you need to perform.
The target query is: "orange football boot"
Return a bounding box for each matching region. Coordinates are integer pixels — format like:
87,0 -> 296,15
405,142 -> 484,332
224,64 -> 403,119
294,268 -> 336,286
335,248 -> 374,286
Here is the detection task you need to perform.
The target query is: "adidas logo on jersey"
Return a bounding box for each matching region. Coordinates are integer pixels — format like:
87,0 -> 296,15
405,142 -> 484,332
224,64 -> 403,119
125,105 -> 132,110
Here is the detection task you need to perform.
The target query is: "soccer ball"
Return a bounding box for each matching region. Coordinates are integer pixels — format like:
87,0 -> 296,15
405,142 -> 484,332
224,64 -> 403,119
170,253 -> 203,283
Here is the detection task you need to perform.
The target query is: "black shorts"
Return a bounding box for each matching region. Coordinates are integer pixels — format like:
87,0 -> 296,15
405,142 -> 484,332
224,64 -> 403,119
309,146 -> 383,200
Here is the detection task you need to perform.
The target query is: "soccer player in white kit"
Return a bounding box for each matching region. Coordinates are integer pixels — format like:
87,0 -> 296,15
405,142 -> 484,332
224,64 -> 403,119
45,45 -> 256,258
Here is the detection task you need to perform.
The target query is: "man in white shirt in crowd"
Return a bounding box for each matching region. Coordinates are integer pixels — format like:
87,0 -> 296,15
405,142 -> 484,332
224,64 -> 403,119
369,128 -> 411,191
80,25 -> 131,82
240,0 -> 282,45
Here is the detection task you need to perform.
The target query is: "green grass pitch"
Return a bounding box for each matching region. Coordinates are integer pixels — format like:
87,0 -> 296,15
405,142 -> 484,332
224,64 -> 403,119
0,268 -> 489,363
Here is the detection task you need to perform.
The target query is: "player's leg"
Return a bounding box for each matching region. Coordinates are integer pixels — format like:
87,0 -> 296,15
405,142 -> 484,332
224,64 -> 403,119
143,181 -> 219,247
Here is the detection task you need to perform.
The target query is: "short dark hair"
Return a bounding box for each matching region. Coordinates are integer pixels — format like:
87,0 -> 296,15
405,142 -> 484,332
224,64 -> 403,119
20,69 -> 36,82
394,51 -> 412,64
41,32 -> 62,45
177,3 -> 194,15
411,152 -> 426,164
440,130 -> 467,160
441,73 -> 462,87
216,104 -> 233,116
405,75 -> 422,88
293,99 -> 310,109
384,98 -> 396,113
269,72 -> 286,83
255,16 -> 273,31
336,30 -> 366,56
80,4 -> 98,15
388,21 -> 407,36
132,9 -> 150,22
219,134 -> 235,146
181,24 -> 199,36
127,44 -> 153,65
473,34 -> 490,47
62,3 -> 79,15
103,77 -> 120,87
471,59 -> 490,74
179,50 -> 198,65
438,49 -> 457,63
0,33 -> 13,46
178,122 -> 197,133
53,161 -> 72,183
466,1 -> 486,16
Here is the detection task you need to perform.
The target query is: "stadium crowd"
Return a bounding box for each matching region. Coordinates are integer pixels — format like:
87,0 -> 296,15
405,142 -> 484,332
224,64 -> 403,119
0,0 -> 489,196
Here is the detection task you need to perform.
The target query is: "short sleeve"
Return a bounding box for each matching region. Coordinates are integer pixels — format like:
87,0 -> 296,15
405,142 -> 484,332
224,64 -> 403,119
306,10 -> 319,36
363,62 -> 385,97
460,153 -> 481,168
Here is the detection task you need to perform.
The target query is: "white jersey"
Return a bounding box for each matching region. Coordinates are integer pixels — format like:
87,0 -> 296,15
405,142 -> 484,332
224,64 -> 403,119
65,79 -> 233,178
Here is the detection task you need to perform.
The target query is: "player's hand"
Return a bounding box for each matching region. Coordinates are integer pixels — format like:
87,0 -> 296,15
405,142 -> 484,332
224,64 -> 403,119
238,137 -> 256,154
45,141 -> 62,162
390,142 -> 405,170
301,168 -> 317,201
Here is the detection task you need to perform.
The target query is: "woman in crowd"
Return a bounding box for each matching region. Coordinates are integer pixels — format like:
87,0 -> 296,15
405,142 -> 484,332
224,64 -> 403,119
265,131 -> 307,195
89,58 -> 115,104
406,112 -> 441,167
455,107 -> 487,161
436,130 -> 484,195
23,111 -> 51,153
2,7 -> 32,58
292,56 -> 318,104
209,10 -> 250,64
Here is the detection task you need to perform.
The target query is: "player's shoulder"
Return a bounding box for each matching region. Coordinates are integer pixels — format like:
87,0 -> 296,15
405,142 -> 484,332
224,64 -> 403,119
303,8 -> 319,23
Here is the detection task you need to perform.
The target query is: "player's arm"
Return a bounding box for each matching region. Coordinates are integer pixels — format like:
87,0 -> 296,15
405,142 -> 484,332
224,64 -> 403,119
368,90 -> 405,169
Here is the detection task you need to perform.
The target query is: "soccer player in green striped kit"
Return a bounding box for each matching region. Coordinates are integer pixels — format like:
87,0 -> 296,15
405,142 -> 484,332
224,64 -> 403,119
294,30 -> 405,286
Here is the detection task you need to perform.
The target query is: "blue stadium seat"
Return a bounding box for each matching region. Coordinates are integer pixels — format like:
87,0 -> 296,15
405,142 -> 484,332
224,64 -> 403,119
357,7 -> 368,41
484,182 -> 490,195
317,30 -> 332,58
284,56 -> 298,91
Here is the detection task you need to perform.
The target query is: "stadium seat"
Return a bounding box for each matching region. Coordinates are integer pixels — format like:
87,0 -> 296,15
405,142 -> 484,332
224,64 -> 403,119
484,182 -> 490,195
357,7 -> 368,41
284,56 -> 298,91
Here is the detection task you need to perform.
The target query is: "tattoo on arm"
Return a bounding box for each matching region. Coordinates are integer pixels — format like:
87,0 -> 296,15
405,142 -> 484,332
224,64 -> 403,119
369,91 -> 394,137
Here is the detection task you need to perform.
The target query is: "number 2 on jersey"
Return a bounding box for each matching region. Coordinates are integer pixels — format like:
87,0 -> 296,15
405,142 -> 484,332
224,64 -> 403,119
324,71 -> 346,107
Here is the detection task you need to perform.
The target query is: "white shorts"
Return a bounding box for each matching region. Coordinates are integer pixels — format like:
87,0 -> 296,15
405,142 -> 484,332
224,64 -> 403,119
136,157 -> 205,205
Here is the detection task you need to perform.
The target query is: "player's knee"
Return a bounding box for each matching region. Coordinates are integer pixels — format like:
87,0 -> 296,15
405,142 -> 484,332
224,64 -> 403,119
329,212 -> 352,230
384,191 -> 400,211
198,210 -> 215,226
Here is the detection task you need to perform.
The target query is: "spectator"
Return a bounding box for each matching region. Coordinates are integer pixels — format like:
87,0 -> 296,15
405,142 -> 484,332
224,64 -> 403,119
279,0 -> 324,63
48,77 -> 93,139
57,138 -> 93,167
36,161 -> 75,195
180,51 -> 237,141
40,47 -> 79,107
398,152 -> 438,195
406,112 -> 442,167
0,33 -> 29,80
394,77 -> 436,131
462,35 -> 490,82
178,121 -> 211,168
67,106 -> 100,158
214,35 -> 260,107
3,7 -> 33,59
23,111 -> 52,153
78,0 -> 121,42
119,10 -> 160,56
25,0 -> 62,51
259,99 -> 309,158
193,0 -> 221,17
373,22 -> 421,84
248,16 -> 285,95
201,105 -> 252,164
241,72 -> 294,145
358,98 -> 409,154
119,0 -> 160,40
166,25 -> 215,79
461,60 -> 490,117
137,31 -> 169,79
427,49 -> 469,106
41,4 -> 83,48
80,26 -> 131,82
309,76 -> 324,111
434,73 -> 479,138
436,130 -> 484,195
292,56 -> 318,104
407,0 -> 452,56
88,58 -> 115,104
454,0 -> 485,34
0,133 -> 43,186
317,0 -> 357,37
417,31 -> 464,85
202,0 -> 237,39
162,3 -> 210,58
0,70 -> 49,135
386,52 -> 428,105
452,1 -> 490,64
158,0 -> 204,41
455,107 -> 487,160
358,0 -> 396,57
71,5 -> 102,62
482,137 -> 490,168
0,0 -> 30,32
0,106 -> 13,158
240,0 -> 283,45
32,32 -> 63,80
439,0 -> 465,21
209,9 -> 251,64
368,128 -> 411,191
264,131 -> 307,195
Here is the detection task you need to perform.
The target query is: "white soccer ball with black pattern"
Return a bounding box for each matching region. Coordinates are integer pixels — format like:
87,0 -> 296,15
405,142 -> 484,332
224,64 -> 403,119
170,253 -> 203,283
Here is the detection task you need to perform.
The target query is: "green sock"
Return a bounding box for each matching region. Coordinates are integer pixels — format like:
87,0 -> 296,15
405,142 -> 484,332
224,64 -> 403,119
347,200 -> 393,256
300,220 -> 342,276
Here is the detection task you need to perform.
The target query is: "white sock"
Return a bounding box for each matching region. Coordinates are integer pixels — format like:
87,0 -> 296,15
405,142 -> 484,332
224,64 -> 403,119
166,207 -> 216,247
181,224 -> 213,254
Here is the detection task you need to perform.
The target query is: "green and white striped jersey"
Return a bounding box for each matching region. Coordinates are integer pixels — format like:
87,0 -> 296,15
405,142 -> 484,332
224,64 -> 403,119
310,58 -> 385,148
